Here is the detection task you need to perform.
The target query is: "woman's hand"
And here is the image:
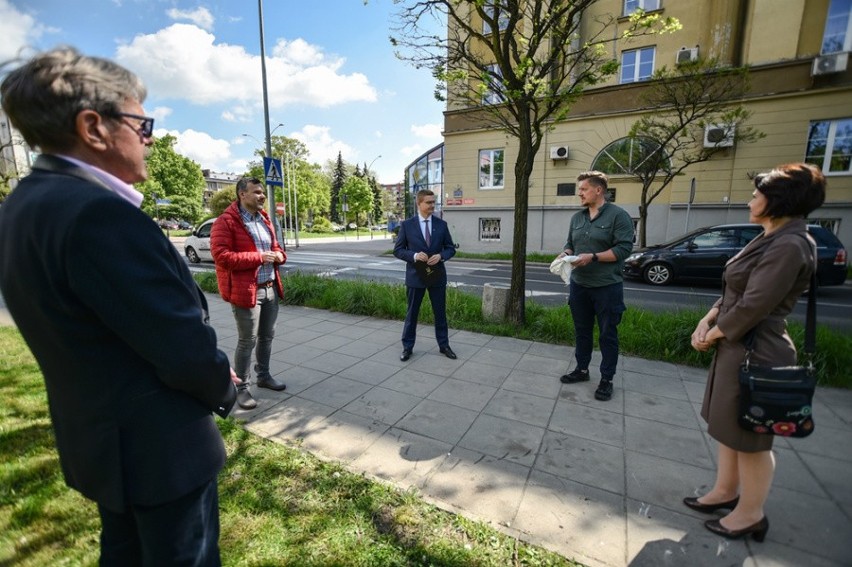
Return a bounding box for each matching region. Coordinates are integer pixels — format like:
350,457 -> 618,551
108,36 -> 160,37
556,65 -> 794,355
691,309 -> 719,352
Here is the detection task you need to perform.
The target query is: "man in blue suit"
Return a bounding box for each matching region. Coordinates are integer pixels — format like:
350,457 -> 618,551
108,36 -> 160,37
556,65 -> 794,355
393,189 -> 457,361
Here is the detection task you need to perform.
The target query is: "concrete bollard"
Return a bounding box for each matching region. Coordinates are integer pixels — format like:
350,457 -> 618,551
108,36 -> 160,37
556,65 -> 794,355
482,282 -> 510,322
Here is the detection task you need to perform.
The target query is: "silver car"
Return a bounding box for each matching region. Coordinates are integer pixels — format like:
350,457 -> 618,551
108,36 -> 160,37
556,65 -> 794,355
184,218 -> 216,263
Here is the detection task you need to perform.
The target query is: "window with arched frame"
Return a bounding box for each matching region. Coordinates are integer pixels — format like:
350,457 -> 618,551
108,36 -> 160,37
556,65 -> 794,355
591,137 -> 670,175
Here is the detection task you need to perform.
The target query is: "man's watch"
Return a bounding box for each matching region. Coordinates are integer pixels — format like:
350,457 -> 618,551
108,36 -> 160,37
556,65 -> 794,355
591,253 -> 599,263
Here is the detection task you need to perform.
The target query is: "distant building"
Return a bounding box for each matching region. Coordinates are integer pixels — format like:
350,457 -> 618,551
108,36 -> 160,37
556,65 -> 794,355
403,143 -> 444,218
201,169 -> 241,209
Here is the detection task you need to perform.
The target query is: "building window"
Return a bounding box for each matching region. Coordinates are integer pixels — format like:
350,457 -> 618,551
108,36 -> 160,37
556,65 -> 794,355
624,0 -> 660,16
806,118 -> 852,175
821,0 -> 852,53
620,46 -> 655,83
482,1 -> 510,35
479,149 -> 505,189
480,218 -> 501,241
592,137 -> 669,175
482,64 -> 505,105
631,218 -> 640,244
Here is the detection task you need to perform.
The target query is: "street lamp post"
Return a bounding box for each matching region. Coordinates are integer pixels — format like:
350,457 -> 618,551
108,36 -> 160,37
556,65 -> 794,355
366,155 -> 381,240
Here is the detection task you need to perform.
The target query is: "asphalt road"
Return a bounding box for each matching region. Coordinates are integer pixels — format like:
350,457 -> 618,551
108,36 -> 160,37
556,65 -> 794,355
179,236 -> 852,333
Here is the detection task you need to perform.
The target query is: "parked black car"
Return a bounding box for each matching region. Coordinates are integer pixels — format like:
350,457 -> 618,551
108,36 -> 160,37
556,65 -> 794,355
623,223 -> 847,287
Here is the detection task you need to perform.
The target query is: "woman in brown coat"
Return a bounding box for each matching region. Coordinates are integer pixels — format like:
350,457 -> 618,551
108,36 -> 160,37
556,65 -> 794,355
685,163 -> 825,541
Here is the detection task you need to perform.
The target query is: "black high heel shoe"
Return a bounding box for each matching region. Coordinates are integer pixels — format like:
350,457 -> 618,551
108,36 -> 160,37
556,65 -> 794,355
682,496 -> 739,513
704,516 -> 769,542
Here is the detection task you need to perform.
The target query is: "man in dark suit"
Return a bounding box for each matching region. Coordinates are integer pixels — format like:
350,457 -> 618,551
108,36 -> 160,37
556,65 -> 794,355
0,47 -> 237,566
393,189 -> 457,361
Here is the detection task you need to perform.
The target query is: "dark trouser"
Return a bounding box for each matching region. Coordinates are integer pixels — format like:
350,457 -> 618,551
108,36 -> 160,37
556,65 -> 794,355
401,285 -> 448,350
569,281 -> 626,380
98,478 -> 220,567
232,286 -> 279,386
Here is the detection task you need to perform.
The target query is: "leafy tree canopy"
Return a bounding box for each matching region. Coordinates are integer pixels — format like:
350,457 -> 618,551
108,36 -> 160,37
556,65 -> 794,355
139,134 -> 205,223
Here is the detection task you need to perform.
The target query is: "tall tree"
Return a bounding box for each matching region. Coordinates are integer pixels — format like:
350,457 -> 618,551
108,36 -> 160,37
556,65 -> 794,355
627,58 -> 764,246
139,134 -> 205,223
392,1 -> 680,324
340,176 -> 373,228
330,152 -> 347,223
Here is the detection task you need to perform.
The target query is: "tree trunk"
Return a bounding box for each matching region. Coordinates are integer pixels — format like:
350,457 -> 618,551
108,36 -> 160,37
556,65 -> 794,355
508,136 -> 536,326
638,193 -> 648,248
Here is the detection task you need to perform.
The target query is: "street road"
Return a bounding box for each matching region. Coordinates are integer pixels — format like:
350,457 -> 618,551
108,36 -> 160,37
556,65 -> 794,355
183,243 -> 852,333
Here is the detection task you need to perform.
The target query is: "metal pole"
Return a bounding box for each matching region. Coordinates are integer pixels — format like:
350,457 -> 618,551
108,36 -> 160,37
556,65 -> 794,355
257,0 -> 284,245
292,156 -> 300,247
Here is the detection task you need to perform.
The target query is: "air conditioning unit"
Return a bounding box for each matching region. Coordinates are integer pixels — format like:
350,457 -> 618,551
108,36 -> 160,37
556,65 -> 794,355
676,46 -> 699,65
550,145 -> 569,160
811,52 -> 849,76
704,124 -> 735,148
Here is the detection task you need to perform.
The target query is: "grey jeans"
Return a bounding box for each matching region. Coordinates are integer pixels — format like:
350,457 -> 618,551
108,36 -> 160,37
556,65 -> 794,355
231,286 -> 279,388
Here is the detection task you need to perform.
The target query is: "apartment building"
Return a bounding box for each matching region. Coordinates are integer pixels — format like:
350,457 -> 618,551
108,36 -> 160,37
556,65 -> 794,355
438,0 -> 852,252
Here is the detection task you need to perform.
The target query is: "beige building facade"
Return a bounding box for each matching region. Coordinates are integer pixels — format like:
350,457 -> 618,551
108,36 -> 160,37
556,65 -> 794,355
440,0 -> 852,253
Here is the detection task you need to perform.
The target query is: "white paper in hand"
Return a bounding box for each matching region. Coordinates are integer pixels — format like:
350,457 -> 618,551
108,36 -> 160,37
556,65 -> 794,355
549,255 -> 578,285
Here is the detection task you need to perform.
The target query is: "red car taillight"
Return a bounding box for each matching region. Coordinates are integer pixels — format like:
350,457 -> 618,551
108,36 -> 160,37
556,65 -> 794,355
834,248 -> 847,266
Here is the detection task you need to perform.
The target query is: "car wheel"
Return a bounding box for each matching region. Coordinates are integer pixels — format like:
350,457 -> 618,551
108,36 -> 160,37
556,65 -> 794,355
186,247 -> 200,264
643,262 -> 673,286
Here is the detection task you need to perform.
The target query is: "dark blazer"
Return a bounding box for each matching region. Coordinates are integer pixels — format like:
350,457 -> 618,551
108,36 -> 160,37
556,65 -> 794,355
700,219 -> 816,452
393,214 -> 456,288
0,155 -> 236,512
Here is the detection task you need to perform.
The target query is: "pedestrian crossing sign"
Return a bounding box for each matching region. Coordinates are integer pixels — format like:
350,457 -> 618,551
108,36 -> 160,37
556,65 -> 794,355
263,157 -> 283,186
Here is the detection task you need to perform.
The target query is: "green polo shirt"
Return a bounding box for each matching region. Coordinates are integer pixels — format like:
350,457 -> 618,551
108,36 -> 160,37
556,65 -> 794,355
564,202 -> 634,288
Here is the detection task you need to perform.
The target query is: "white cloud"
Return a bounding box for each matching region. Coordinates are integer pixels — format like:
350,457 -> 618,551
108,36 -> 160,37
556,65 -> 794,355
115,24 -> 377,108
155,128 -> 231,169
411,123 -> 442,140
0,0 -> 44,61
167,7 -> 214,31
149,106 -> 172,124
291,125 -> 355,165
400,144 -> 424,158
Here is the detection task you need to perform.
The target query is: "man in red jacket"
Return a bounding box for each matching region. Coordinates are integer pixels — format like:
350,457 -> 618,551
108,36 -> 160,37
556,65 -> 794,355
211,177 -> 287,409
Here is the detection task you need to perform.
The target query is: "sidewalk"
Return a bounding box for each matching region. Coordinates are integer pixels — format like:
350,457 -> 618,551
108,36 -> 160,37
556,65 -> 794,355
205,296 -> 852,567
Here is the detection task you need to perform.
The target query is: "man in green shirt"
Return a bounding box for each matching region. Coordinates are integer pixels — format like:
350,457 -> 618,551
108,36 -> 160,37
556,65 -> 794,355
557,171 -> 635,401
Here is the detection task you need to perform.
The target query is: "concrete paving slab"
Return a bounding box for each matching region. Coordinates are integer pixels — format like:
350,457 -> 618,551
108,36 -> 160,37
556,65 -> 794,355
271,343 -> 326,365
395,399 -> 479,445
803,452 -> 852,504
515,353 -> 570,376
301,351 -> 363,374
503,369 -> 563,399
297,375 -> 373,407
483,389 -> 557,428
448,329 -> 494,347
484,335 -> 534,353
350,427 -> 452,489
525,341 -> 575,360
549,399 -> 625,447
332,337 -> 388,358
419,446 -> 529,527
407,351 -> 464,377
514,469 -> 626,567
262,365 -> 329,396
342,386 -> 422,425
336,359 -> 401,385
244,397 -> 337,439
378,367 -> 446,398
426,378 -> 498,412
623,391 -> 702,430
621,371 -> 689,401
301,333 -> 353,352
625,451 -> 718,515
534,430 -> 625,494
458,413 -> 546,466
451,359 -> 512,387
468,346 -> 525,368
298,409 -> 389,462
772,446 -> 831,498
625,416 -> 714,468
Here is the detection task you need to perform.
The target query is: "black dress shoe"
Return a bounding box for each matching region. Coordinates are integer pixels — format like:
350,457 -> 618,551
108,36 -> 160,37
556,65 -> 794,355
705,516 -> 769,542
683,496 -> 739,514
400,349 -> 412,361
236,388 -> 257,410
257,376 -> 287,391
439,346 -> 457,360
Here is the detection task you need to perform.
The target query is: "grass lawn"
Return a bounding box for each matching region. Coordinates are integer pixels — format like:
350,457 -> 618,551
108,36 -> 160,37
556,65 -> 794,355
0,328 -> 581,566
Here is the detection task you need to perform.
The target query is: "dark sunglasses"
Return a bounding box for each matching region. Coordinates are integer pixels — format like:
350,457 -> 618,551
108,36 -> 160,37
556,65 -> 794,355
110,112 -> 155,138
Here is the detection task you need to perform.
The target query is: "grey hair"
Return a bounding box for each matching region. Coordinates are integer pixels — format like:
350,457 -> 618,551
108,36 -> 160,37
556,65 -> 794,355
0,46 -> 147,152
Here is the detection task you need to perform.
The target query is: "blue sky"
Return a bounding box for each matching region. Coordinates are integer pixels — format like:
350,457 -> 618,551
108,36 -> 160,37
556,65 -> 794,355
1,0 -> 446,184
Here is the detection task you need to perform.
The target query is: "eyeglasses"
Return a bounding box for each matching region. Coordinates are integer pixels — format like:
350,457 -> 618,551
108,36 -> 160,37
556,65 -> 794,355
110,112 -> 155,139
